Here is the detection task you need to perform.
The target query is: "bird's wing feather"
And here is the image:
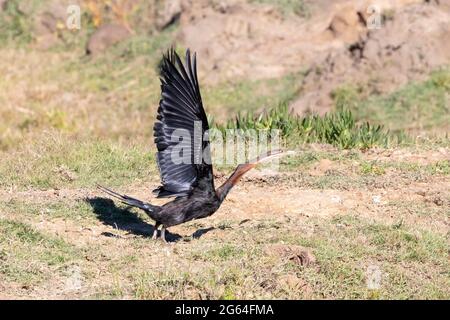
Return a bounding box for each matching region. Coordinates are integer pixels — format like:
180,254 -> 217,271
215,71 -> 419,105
153,49 -> 214,198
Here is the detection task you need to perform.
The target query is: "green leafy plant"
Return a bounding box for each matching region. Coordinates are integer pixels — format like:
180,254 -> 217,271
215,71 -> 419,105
250,0 -> 310,18
0,0 -> 35,45
213,104 -> 401,150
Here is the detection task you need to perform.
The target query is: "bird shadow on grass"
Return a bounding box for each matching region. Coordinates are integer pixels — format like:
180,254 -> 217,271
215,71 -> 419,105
85,197 -> 215,242
192,227 -> 215,239
85,197 -> 183,242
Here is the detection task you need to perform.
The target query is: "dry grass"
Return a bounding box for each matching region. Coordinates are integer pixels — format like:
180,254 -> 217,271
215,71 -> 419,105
0,146 -> 449,299
0,7 -> 449,299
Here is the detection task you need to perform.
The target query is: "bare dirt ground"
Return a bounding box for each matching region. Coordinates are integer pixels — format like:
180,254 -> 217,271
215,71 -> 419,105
0,0 -> 449,300
0,149 -> 448,299
2,177 -> 448,242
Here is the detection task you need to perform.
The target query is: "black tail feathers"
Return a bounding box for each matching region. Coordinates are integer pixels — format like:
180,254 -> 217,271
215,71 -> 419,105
96,184 -> 160,214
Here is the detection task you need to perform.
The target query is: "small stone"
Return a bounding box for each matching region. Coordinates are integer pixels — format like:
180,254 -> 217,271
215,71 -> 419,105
156,0 -> 182,30
86,24 -> 131,56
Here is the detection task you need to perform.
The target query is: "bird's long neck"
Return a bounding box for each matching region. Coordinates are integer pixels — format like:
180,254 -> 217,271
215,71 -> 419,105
215,163 -> 256,202
215,150 -> 285,202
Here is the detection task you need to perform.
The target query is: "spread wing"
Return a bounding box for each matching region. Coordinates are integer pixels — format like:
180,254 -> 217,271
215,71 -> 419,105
152,48 -> 214,198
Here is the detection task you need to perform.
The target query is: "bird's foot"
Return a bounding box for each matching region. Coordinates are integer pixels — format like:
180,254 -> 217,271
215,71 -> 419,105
152,223 -> 161,240
160,227 -> 168,244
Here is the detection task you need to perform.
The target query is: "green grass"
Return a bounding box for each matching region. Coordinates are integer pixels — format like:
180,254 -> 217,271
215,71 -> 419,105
288,215 -> 450,299
359,161 -> 386,176
201,244 -> 245,261
0,138 -> 157,190
0,187 -> 448,299
0,130 -> 446,193
0,31 -> 303,151
0,0 -> 449,300
214,104 -> 400,149
0,0 -> 37,46
365,224 -> 447,263
0,198 -> 106,222
274,151 -> 449,191
333,69 -> 450,134
250,0 -> 310,17
427,160 -> 450,175
0,219 -> 79,286
204,72 -> 302,118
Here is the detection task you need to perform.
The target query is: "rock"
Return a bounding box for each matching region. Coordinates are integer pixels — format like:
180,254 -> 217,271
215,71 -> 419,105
431,0 -> 450,9
156,0 -> 182,30
16,1 -> 35,15
33,1 -> 82,49
0,0 -> 8,11
309,159 -> 335,176
290,2 -> 450,115
177,0 -> 424,86
178,0 -> 314,84
38,12 -> 63,34
432,196 -> 444,207
424,192 -> 449,207
278,274 -> 312,296
86,24 -> 131,55
327,3 -> 364,44
265,244 -> 316,267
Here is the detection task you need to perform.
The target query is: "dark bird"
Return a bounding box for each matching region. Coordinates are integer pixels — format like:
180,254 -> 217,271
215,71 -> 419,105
98,48 -> 285,242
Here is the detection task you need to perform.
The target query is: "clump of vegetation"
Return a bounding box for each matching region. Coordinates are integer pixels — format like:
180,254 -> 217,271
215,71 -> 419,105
214,104 -> 401,150
250,0 -> 310,18
331,85 -> 362,112
360,161 -> 386,176
430,68 -> 450,91
340,68 -> 450,134
0,138 -> 156,190
426,160 -> 450,175
0,0 -> 35,46
204,72 -> 302,117
0,219 -> 79,286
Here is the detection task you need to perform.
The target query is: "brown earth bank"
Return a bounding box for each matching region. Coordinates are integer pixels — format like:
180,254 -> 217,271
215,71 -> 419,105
8,0 -> 450,116
174,0 -> 450,114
